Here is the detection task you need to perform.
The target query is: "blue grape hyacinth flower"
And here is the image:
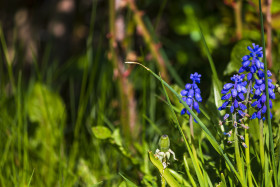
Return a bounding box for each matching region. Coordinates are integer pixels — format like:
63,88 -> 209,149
218,74 -> 248,120
239,43 -> 264,81
180,72 -> 202,123
251,70 -> 275,120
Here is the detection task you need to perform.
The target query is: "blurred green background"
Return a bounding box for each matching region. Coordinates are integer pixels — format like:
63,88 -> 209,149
0,0 -> 280,186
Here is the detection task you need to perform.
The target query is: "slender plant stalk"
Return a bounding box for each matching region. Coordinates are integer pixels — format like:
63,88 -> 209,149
258,0 -> 278,185
198,24 -> 219,83
259,119 -> 265,171
190,115 -> 194,138
233,114 -> 246,186
245,132 -> 253,187
183,155 -> 197,187
126,0 -> 170,83
0,26 -> 16,94
234,0 -> 243,39
266,0 -> 273,68
109,0 -> 138,141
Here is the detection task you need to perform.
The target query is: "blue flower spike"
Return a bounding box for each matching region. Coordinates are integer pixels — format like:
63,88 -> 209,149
218,74 -> 248,119
180,73 -> 202,123
237,43 -> 275,122
221,43 -> 277,148
219,74 -> 249,147
250,70 -> 275,121
239,43 -> 264,75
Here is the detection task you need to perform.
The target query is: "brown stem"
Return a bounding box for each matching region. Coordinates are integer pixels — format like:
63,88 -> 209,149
109,0 -> 138,141
126,0 -> 170,83
234,0 -> 243,40
266,0 -> 273,68
190,114 -> 194,138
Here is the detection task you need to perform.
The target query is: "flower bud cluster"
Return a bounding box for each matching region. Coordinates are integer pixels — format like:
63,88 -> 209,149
180,72 -> 202,123
238,43 -> 275,121
218,74 -> 248,119
251,70 -> 275,120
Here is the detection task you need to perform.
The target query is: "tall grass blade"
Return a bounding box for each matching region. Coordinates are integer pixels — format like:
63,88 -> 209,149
258,0 -> 278,185
27,169 -> 35,187
183,155 -> 197,187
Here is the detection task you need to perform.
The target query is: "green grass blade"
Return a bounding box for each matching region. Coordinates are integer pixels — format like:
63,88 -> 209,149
245,132 -> 253,187
27,169 -> 35,187
183,155 -> 197,187
258,0 -> 278,185
0,26 -> 16,93
198,24 -> 223,116
168,169 -> 192,187
126,61 -> 245,185
143,17 -> 184,87
198,23 -> 219,85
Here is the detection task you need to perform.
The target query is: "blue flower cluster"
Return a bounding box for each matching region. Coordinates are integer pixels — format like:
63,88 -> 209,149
218,74 -> 248,120
238,43 -> 275,120
180,72 -> 202,123
251,70 -> 275,120
239,43 -> 264,81
219,43 -> 276,147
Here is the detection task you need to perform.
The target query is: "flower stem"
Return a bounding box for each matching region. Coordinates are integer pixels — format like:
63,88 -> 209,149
245,132 -> 253,187
259,119 -> 265,172
259,0 -> 278,185
190,114 -> 194,138
234,0 -> 243,39
233,113 -> 246,186
245,80 -> 252,106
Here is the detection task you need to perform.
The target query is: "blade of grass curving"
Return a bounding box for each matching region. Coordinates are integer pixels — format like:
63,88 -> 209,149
198,23 -> 223,113
183,155 -> 197,187
159,74 -> 206,186
197,23 -> 219,83
258,0 -> 277,185
143,17 -> 184,87
198,137 -> 212,187
148,152 -> 180,187
126,61 -> 245,185
168,169 -> 192,187
27,169 -> 35,187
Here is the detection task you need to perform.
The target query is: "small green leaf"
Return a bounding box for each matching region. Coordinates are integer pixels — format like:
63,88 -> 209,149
27,83 -> 66,124
224,40 -> 252,75
92,126 -> 112,139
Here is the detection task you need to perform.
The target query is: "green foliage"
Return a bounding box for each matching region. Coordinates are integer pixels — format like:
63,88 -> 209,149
1,0 -> 280,186
27,82 -> 66,124
224,40 -> 253,75
92,126 -> 112,139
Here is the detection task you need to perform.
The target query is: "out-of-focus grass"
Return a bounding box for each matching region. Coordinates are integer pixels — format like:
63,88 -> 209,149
0,0 -> 280,186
